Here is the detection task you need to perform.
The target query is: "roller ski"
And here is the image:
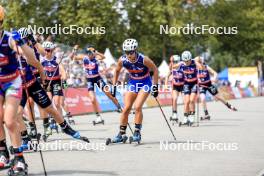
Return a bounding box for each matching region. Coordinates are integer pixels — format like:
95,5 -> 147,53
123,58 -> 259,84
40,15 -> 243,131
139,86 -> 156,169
28,122 -> 38,139
42,124 -> 52,142
200,114 -> 211,121
116,107 -> 122,113
61,122 -> 90,143
65,112 -> 75,125
7,157 -> 28,176
92,115 -> 104,126
21,134 -> 41,152
49,118 -> 59,133
0,150 -> 10,170
105,133 -> 128,145
225,102 -> 237,111
129,131 -> 141,144
169,113 -> 178,125
178,115 -> 191,127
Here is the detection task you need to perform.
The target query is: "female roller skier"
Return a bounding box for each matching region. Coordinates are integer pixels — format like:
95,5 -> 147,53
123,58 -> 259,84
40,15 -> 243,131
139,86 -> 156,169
166,55 -> 184,123
71,45 -> 122,125
195,56 -> 237,120
107,38 -> 159,144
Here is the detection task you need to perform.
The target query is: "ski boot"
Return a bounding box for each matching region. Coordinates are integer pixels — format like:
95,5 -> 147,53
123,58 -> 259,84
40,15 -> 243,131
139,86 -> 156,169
116,107 -> 122,113
7,157 -> 28,176
200,114 -> 211,120
0,150 -> 10,169
66,113 -> 75,125
49,118 -> 59,133
179,115 -> 190,127
92,115 -> 104,126
187,114 -> 195,126
226,102 -> 238,111
106,133 -> 128,145
28,122 -> 41,141
129,131 -> 141,144
42,125 -> 52,142
61,122 -> 90,143
169,113 -> 179,125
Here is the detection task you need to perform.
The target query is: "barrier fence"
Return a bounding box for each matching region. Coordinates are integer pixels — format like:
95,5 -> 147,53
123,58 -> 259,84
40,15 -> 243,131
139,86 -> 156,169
64,86 -> 260,116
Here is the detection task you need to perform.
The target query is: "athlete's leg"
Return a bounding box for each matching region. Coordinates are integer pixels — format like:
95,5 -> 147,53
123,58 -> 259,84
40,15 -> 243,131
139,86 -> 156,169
133,90 -> 149,124
120,91 -> 137,126
0,95 -> 9,168
103,85 -> 122,109
53,95 -> 63,116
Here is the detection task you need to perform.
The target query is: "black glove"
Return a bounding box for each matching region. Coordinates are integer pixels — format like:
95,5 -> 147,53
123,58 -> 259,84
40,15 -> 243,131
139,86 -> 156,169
62,80 -> 68,89
111,85 -> 117,97
151,84 -> 159,98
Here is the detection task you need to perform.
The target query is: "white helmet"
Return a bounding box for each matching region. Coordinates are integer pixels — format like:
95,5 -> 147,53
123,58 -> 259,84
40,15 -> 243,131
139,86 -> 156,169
172,55 -> 181,62
42,41 -> 55,50
181,51 -> 192,61
18,27 -> 29,39
122,38 -> 138,51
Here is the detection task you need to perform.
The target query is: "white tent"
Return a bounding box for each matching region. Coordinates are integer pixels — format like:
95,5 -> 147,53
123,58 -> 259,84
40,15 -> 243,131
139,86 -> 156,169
158,60 -> 170,77
104,48 -> 116,67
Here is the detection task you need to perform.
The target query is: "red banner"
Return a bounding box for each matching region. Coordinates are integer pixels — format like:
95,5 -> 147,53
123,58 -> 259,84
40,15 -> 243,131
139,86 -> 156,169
64,88 -> 96,115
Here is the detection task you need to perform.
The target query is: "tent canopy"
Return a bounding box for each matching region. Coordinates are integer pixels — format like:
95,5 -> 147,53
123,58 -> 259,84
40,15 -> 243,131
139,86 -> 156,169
158,60 -> 170,77
218,68 -> 228,81
104,48 -> 116,67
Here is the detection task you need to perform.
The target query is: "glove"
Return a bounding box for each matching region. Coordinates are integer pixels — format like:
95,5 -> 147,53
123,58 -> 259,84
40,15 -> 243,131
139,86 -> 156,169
151,84 -> 159,98
111,85 -> 117,97
62,80 -> 68,89
12,31 -> 25,46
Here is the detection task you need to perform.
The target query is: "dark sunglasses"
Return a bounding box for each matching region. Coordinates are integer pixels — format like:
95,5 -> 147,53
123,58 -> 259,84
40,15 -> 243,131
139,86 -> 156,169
86,50 -> 94,55
45,49 -> 52,52
125,50 -> 135,55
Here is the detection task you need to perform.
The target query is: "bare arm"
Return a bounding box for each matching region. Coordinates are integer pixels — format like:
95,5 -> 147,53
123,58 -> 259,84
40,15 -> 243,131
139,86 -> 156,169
172,62 -> 182,69
33,43 -> 46,57
194,56 -> 204,69
10,39 -> 45,81
95,51 -> 105,60
144,56 -> 158,85
112,58 -> 123,85
73,53 -> 86,61
59,64 -> 67,80
165,71 -> 172,88
207,66 -> 218,82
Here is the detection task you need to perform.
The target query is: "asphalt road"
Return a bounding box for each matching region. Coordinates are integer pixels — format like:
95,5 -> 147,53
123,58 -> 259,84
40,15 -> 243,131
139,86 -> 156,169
1,97 -> 264,176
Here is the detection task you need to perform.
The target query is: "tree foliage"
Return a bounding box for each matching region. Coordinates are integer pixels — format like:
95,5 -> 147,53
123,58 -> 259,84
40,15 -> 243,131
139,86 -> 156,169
0,0 -> 263,71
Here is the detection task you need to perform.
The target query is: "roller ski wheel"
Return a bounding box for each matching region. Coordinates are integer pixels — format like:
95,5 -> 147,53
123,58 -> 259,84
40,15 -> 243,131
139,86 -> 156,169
0,151 -> 11,169
27,133 -> 41,152
200,115 -> 211,121
42,133 -> 50,142
68,119 -> 75,125
129,136 -> 141,144
178,121 -> 191,127
72,131 -> 90,143
129,132 -> 141,144
106,134 -> 128,145
92,119 -> 104,126
7,158 -> 28,176
50,124 -> 59,134
170,117 -> 178,125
